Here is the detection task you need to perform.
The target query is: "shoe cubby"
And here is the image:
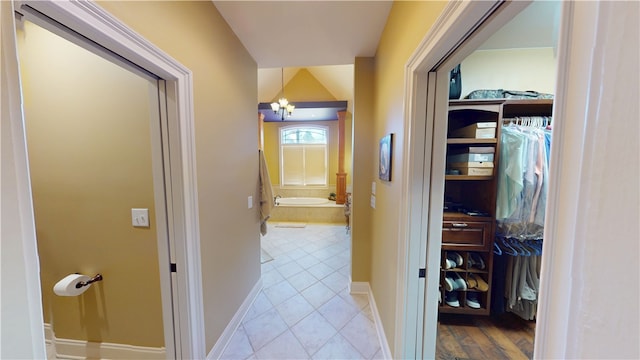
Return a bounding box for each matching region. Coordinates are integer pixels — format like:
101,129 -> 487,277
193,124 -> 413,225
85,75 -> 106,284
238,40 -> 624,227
439,248 -> 493,315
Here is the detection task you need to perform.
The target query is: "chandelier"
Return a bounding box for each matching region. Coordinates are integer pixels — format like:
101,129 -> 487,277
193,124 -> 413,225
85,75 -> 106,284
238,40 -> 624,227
270,68 -> 295,120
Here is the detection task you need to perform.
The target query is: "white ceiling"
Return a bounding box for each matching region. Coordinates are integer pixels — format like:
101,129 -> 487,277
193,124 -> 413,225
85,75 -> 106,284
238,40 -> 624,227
214,1 -> 560,109
213,1 -> 393,68
478,1 -> 561,51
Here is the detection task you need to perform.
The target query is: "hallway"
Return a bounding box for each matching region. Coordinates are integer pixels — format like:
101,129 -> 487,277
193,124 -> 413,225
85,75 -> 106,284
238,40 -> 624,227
220,224 -> 382,359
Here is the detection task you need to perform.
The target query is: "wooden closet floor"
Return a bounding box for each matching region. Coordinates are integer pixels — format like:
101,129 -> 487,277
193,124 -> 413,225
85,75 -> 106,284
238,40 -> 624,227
436,313 -> 535,360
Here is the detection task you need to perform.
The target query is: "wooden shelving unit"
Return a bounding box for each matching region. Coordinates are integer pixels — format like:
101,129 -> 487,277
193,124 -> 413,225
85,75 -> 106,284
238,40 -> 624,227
439,100 -> 502,315
439,98 -> 553,315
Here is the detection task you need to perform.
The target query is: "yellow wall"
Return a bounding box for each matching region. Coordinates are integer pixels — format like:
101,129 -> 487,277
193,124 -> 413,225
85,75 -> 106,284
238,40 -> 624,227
284,68 -> 336,102
263,68 -> 353,188
357,0 -> 447,353
18,22 -> 163,346
97,1 -> 259,351
352,57 -> 375,282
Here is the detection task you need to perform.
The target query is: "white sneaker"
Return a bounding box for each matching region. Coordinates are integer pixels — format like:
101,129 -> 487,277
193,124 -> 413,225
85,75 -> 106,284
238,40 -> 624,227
466,292 -> 481,309
444,258 -> 457,269
445,291 -> 459,307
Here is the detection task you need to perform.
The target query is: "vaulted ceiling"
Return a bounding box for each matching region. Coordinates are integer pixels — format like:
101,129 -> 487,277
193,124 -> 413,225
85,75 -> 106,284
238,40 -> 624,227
213,1 -> 561,111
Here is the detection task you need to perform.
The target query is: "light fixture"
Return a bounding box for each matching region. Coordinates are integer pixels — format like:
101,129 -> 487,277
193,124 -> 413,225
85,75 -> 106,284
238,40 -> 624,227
270,68 -> 295,120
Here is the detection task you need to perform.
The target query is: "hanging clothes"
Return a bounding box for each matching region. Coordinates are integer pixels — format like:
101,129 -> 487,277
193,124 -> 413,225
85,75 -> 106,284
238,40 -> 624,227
494,117 -> 551,320
496,121 -> 552,240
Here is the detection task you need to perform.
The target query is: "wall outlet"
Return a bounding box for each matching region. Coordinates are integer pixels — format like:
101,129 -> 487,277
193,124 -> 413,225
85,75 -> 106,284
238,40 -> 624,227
132,208 -> 150,228
370,195 -> 376,209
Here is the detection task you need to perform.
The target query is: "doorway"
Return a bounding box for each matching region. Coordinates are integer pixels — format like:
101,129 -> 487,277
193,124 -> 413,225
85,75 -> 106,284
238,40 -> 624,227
17,18 -> 173,358
8,0 -> 207,357
394,0 -> 566,358
434,2 -> 559,358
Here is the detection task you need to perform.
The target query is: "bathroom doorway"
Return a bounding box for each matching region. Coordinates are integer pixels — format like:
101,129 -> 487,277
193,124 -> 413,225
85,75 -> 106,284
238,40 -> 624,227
17,17 -> 174,358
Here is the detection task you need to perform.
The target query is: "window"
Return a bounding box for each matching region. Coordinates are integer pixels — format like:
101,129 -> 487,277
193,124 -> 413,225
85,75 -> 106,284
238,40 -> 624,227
280,126 -> 328,186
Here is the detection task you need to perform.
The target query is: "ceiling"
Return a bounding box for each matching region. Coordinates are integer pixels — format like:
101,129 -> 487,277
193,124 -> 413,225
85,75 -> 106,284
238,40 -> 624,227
213,1 -> 560,114
478,1 -> 561,51
213,1 -> 393,68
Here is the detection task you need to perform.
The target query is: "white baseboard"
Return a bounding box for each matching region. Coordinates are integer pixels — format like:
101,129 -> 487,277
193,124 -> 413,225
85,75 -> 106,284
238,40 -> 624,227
349,280 -> 393,360
349,280 -> 370,294
55,339 -> 165,359
44,322 -> 165,359
207,277 -> 263,359
44,323 -> 57,359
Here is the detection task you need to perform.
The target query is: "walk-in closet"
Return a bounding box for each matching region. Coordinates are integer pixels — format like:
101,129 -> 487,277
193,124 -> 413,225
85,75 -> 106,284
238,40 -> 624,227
436,1 -> 560,358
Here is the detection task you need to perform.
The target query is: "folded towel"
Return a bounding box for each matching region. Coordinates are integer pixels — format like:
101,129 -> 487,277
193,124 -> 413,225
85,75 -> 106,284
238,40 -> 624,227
259,150 -> 274,235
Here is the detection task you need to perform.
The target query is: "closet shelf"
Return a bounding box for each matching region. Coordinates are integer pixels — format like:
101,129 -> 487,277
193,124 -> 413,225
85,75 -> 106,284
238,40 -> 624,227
440,268 -> 489,274
445,175 -> 493,181
447,138 -> 497,145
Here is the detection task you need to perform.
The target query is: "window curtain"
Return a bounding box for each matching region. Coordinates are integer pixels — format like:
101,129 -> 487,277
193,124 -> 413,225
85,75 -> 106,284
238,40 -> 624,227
1,1 -> 46,357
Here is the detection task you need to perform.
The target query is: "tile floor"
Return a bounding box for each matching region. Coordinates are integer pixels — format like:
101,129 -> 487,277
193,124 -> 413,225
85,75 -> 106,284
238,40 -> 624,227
220,223 -> 383,360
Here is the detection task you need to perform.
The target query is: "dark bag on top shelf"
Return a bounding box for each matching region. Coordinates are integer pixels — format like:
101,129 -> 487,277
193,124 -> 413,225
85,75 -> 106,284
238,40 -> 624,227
465,89 -> 554,100
449,64 -> 462,100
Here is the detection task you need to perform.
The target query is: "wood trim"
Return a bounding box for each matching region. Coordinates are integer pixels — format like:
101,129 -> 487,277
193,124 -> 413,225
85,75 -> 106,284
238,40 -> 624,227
534,1 -> 587,358
258,112 -> 265,150
336,110 -> 347,204
1,1 -> 46,357
348,280 -> 370,294
54,338 -> 166,359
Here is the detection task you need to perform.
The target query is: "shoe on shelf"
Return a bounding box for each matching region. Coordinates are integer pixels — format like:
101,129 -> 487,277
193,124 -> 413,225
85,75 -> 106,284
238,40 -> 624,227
444,272 -> 467,291
466,292 -> 481,309
444,291 -> 460,307
443,274 -> 455,291
443,258 -> 457,269
452,272 -> 467,291
467,273 -> 489,292
468,252 -> 485,269
446,252 -> 464,267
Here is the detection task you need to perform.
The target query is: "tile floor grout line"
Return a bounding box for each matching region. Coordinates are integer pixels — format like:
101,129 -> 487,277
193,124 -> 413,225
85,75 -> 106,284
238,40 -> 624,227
222,224 -> 379,360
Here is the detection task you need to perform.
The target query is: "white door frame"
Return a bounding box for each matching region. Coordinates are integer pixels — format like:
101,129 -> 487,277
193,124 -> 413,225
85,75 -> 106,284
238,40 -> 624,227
396,0 -> 587,358
14,1 -> 205,358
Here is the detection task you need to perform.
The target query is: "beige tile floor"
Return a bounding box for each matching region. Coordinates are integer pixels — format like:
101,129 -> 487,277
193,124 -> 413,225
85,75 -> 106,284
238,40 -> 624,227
220,224 -> 383,360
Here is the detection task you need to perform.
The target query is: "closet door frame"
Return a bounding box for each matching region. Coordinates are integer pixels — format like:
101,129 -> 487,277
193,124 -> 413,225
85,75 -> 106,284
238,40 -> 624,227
396,1 -> 531,357
15,1 -> 206,358
396,0 -> 601,358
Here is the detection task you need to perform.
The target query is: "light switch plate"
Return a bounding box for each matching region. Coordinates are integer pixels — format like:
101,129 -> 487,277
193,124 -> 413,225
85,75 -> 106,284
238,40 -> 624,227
372,181 -> 376,195
370,195 -> 376,209
132,208 -> 150,228
248,196 -> 253,209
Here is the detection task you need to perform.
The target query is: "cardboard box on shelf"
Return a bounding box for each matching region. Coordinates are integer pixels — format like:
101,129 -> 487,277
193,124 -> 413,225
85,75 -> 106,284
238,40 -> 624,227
449,167 -> 494,176
448,161 -> 494,168
450,122 -> 497,139
447,153 -> 494,163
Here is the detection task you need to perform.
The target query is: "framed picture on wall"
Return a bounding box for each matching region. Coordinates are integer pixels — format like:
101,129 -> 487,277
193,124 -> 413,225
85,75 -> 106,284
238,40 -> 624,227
379,133 -> 393,181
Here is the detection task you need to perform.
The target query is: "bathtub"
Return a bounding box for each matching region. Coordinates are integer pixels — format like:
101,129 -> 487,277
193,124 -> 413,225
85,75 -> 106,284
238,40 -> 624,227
271,197 -> 346,224
276,197 -> 330,206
